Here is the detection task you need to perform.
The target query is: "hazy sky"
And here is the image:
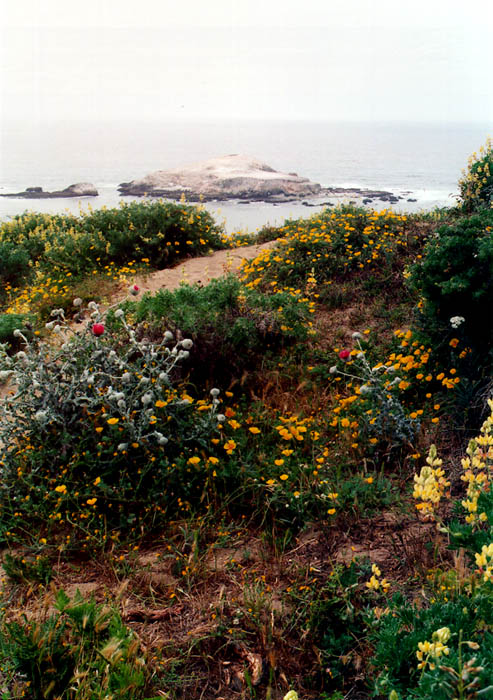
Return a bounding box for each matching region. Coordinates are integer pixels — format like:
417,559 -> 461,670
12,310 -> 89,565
1,0 -> 492,124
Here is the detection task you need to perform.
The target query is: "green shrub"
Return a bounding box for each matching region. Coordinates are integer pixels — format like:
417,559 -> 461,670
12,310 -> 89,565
0,241 -> 31,292
128,275 -> 311,387
255,224 -> 283,243
370,593 -> 493,699
286,561 -> 371,690
408,210 -> 493,367
0,589 -> 148,699
459,138 -> 493,212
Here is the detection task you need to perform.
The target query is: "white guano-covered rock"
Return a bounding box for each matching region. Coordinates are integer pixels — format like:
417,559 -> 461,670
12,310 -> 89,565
118,154 -> 321,201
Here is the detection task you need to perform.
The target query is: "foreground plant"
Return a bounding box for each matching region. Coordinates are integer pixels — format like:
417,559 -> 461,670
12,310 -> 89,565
371,398 -> 493,699
0,297 -> 221,546
0,589 -> 149,699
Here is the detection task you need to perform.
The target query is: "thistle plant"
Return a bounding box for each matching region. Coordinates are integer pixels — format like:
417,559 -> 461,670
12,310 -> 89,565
331,334 -> 419,450
0,299 -> 219,448
0,297 -> 222,544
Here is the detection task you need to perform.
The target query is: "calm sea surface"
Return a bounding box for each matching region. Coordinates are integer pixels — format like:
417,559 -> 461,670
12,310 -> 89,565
0,119 -> 491,231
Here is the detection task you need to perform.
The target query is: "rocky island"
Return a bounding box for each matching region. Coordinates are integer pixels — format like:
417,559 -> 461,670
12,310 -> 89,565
0,183 -> 99,199
118,154 -> 322,202
118,154 -> 405,205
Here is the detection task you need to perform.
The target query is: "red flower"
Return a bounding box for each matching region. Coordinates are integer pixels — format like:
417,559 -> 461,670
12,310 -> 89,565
92,323 -> 105,336
339,349 -> 351,361
129,284 -> 140,296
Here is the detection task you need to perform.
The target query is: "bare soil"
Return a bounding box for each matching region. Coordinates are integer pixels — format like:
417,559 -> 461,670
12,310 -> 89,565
119,241 -> 277,297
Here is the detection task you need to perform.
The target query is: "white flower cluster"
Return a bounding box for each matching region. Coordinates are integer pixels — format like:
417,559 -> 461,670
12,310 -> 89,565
450,315 -> 465,329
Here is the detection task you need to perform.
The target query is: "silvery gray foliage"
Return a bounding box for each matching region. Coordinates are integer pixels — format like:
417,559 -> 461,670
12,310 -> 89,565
0,300 -> 221,451
332,337 -> 418,447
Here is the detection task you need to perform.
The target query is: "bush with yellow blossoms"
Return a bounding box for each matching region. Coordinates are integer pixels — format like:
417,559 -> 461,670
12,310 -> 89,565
446,399 -> 493,557
458,137 -> 493,212
371,398 -> 493,699
0,200 -> 226,303
416,627 -> 451,671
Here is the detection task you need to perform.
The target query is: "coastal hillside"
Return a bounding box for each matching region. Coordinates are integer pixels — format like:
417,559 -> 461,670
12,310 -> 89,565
0,141 -> 492,699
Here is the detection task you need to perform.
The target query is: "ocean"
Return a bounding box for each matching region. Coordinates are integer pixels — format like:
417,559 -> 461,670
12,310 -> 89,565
0,119 -> 490,232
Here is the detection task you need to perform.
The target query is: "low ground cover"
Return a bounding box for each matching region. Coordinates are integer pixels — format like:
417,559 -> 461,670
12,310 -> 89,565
0,150 -> 492,699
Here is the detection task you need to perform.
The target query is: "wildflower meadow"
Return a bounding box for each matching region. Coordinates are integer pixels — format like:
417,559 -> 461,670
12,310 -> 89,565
0,144 -> 492,699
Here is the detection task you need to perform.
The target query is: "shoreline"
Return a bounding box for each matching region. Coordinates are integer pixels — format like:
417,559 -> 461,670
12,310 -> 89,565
0,185 -> 457,233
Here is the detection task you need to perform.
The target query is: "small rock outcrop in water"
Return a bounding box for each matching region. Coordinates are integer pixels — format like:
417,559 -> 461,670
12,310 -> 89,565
1,183 -> 98,199
118,154 -> 322,202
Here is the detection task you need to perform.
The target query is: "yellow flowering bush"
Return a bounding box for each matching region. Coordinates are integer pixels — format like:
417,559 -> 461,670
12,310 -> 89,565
0,200 -> 226,305
240,206 -> 412,294
458,137 -> 493,211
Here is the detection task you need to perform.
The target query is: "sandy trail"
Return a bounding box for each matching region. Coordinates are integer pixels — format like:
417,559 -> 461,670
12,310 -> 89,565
125,240 -> 276,296
0,241 -> 278,402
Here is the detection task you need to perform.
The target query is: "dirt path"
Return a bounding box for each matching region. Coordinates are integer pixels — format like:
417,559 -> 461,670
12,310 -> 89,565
0,241 -> 278,402
126,240 -> 276,296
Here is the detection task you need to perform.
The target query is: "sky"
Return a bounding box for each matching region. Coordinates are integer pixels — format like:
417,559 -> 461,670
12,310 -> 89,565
1,0 -> 492,124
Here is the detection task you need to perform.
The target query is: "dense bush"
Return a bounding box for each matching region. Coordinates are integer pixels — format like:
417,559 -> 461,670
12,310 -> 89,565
458,137 -> 493,212
408,210 -> 493,367
376,401 -> 493,699
127,275 -> 312,387
0,200 -> 225,299
0,300 -> 221,546
240,206 -> 415,298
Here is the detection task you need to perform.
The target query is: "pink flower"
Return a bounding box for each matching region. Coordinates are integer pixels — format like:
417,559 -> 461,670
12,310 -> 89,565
92,323 -> 105,336
129,284 -> 140,296
338,349 -> 351,361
